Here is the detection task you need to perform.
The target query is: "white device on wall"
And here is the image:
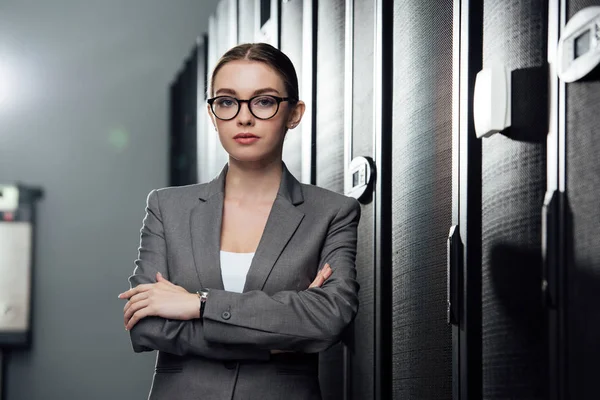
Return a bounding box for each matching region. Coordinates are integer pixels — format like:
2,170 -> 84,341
346,156 -> 376,204
557,6 -> 600,82
0,184 -> 42,348
473,64 -> 512,139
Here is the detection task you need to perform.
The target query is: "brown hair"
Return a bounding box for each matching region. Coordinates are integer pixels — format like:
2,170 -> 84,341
208,43 -> 299,105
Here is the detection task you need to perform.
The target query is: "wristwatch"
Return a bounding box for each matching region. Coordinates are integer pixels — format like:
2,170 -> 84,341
196,288 -> 210,317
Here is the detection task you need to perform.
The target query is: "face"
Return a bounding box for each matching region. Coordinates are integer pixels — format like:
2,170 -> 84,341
208,60 -> 305,164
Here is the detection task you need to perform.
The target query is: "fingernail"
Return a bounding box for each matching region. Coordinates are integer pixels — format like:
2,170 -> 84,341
157,272 -> 162,277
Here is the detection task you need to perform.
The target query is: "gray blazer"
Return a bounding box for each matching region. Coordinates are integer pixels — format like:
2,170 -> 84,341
127,162 -> 361,400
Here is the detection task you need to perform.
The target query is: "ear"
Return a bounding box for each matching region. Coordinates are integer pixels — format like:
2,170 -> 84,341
207,104 -> 217,130
286,100 -> 306,130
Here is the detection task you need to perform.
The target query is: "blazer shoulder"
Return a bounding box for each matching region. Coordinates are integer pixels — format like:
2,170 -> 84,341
154,182 -> 206,197
149,183 -> 206,210
299,183 -> 360,211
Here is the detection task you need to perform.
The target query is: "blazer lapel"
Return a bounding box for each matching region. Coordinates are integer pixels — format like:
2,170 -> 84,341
190,162 -> 305,292
243,163 -> 305,292
189,165 -> 227,290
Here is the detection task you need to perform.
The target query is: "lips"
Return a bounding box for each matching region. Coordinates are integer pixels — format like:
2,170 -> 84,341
234,133 -> 259,139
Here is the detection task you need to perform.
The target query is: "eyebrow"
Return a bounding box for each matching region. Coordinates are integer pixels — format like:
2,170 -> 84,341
215,87 -> 281,96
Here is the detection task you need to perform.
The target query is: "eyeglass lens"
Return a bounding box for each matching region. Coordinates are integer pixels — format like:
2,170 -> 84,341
212,96 -> 279,120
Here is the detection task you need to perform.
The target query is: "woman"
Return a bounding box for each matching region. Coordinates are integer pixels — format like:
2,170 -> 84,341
118,43 -> 361,400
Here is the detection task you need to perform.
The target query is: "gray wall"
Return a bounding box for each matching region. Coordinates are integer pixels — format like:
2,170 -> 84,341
0,1 -> 219,398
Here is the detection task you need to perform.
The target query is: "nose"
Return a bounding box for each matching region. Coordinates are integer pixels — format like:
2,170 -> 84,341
236,101 -> 254,126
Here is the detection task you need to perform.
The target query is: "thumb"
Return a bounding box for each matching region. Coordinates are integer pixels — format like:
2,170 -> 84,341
156,272 -> 167,282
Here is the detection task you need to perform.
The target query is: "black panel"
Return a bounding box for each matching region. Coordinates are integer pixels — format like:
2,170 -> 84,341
565,2 -> 600,399
350,0 -> 375,399
280,0 -> 304,180
315,0 -> 345,398
196,39 -> 208,185
391,1 -> 453,398
481,1 -> 548,398
170,48 -> 198,187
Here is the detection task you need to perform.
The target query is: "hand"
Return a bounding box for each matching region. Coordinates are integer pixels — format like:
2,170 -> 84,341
118,272 -> 200,331
270,263 -> 333,354
309,263 -> 332,288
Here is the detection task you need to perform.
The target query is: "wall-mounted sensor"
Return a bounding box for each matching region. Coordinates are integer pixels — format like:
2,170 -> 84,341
0,185 -> 19,212
473,65 -> 512,139
346,156 -> 376,204
557,6 -> 600,82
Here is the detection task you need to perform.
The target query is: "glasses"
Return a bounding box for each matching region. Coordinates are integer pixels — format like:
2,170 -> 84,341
207,95 -> 292,120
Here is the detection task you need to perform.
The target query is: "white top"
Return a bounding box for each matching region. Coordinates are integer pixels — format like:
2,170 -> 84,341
219,250 -> 255,293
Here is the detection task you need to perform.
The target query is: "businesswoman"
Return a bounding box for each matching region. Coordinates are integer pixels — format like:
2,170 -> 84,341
118,42 -> 361,400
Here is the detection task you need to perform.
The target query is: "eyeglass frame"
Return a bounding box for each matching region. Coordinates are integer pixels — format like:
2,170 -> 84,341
207,95 -> 296,121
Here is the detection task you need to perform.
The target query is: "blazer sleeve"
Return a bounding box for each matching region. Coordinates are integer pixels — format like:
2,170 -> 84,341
201,197 -> 361,353
126,189 -> 270,361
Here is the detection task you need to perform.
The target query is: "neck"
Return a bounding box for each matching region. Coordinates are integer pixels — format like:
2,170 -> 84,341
224,157 -> 283,203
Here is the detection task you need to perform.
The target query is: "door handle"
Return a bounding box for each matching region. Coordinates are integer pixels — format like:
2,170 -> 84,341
447,225 -> 463,325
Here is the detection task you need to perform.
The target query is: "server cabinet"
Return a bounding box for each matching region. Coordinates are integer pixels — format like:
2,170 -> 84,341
546,1 -> 600,399
347,0 -> 378,398
315,1 -> 347,398
391,1 -> 454,398
321,0 -> 392,398
480,1 -> 549,398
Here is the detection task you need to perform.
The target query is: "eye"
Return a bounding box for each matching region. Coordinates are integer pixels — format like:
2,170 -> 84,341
252,96 -> 277,108
215,97 -> 236,108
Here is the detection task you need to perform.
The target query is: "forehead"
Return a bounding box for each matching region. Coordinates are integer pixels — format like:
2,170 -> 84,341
213,60 -> 285,95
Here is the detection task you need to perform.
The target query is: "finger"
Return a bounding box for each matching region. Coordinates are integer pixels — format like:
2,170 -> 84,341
311,263 -> 330,283
128,306 -> 153,330
126,311 -> 145,331
118,284 -> 151,299
124,299 -> 149,323
124,299 -> 150,326
123,292 -> 149,313
309,274 -> 325,288
310,267 -> 324,284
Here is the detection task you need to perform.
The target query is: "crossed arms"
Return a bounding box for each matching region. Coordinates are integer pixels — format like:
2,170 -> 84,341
121,189 -> 360,361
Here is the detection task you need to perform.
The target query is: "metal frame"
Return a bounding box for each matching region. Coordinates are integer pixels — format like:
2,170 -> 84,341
373,0 -> 393,397
451,0 -> 483,398
301,0 -> 316,185
343,0 -> 354,196
545,1 -> 568,399
342,0 -> 354,396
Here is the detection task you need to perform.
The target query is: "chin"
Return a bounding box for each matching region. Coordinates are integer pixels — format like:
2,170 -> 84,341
226,149 -> 266,162
228,149 -> 283,165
